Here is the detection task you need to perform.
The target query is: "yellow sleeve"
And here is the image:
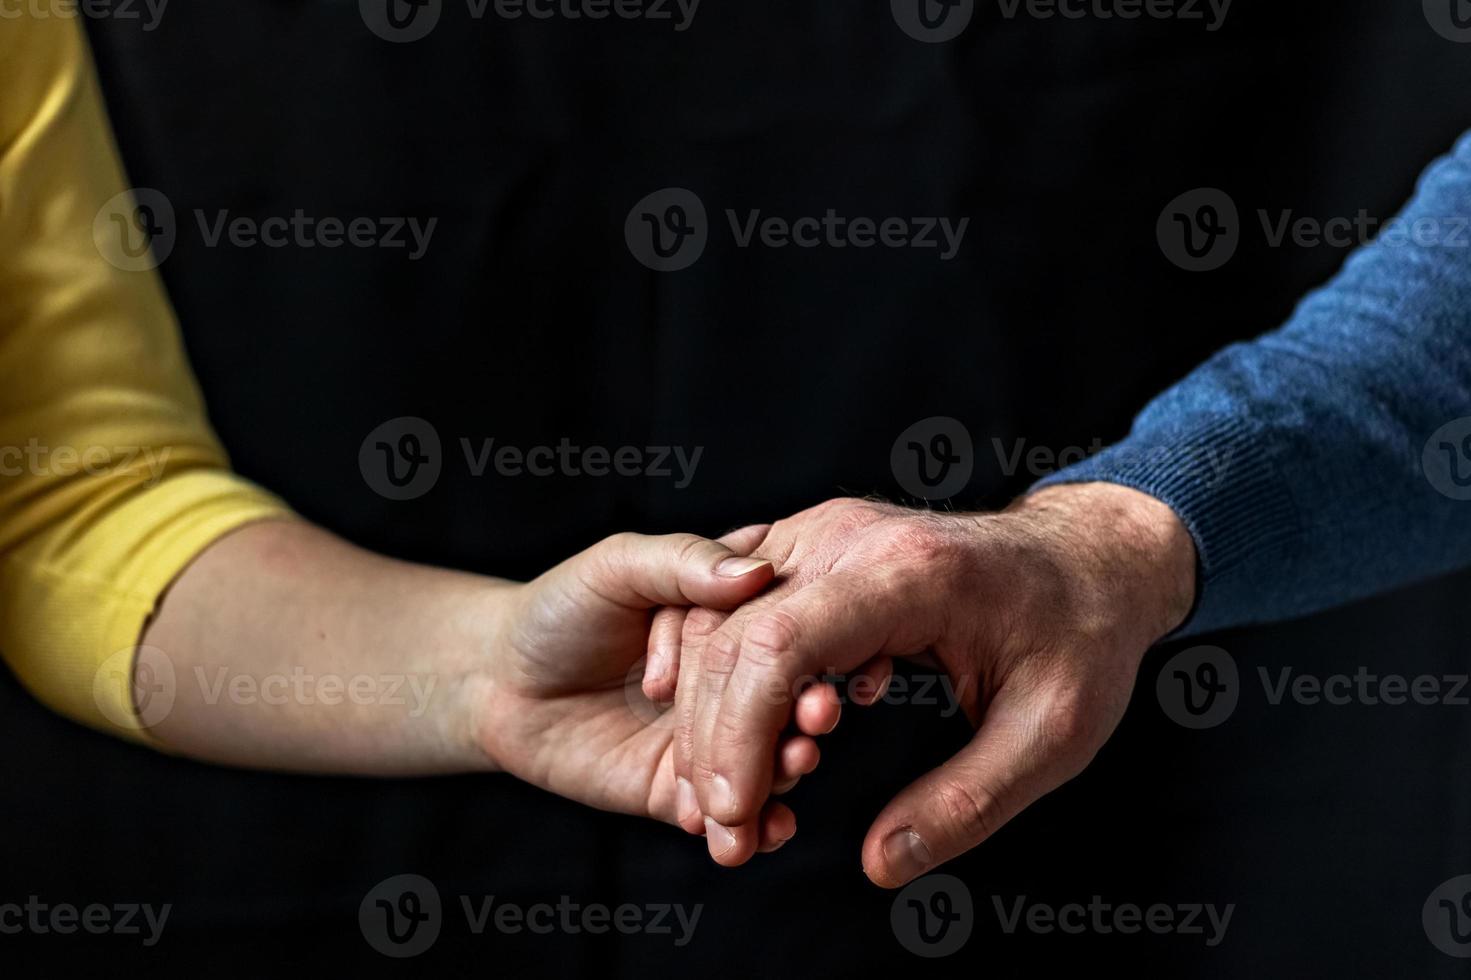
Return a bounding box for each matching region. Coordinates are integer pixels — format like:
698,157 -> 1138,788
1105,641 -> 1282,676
0,18 -> 293,741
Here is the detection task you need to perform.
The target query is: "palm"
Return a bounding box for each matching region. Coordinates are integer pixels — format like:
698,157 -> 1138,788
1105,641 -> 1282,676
488,575 -> 682,822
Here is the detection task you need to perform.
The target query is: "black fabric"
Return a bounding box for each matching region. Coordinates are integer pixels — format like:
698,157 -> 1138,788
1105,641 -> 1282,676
4,2 -> 1470,974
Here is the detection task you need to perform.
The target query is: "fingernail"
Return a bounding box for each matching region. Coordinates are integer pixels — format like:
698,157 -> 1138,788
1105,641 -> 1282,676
676,778 -> 700,823
875,671 -> 894,702
716,557 -> 771,578
768,836 -> 793,852
705,818 -> 736,857
710,773 -> 735,816
882,828 -> 932,883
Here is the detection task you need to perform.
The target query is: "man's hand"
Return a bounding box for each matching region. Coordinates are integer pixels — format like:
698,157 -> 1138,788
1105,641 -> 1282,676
662,484 -> 1196,883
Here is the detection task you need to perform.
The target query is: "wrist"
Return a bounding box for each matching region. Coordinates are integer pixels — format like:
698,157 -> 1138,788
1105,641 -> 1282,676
437,579 -> 522,774
1015,482 -> 1198,645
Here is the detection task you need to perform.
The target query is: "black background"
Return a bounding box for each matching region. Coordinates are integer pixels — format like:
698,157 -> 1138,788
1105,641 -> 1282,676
4,0 -> 1471,974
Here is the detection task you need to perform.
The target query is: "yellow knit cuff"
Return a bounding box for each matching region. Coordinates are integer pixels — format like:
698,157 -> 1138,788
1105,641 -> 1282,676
0,469 -> 293,744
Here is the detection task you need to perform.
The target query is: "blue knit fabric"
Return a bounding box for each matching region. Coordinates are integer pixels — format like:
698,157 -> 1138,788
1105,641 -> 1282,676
1035,132 -> 1471,637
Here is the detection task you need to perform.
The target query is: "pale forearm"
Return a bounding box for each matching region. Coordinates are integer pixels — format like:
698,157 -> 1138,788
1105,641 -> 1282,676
138,519 -> 508,776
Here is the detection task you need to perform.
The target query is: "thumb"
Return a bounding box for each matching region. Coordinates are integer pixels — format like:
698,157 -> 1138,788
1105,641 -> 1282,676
860,680 -> 1095,888
578,531 -> 775,612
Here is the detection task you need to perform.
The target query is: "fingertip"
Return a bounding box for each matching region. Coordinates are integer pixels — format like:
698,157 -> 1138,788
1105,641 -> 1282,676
704,772 -> 762,827
642,670 -> 677,705
862,824 -> 935,890
704,817 -> 758,867
645,608 -> 685,703
675,777 -> 704,835
851,656 -> 894,707
712,557 -> 776,593
757,803 -> 796,852
716,524 -> 773,553
777,735 -> 820,783
795,682 -> 841,736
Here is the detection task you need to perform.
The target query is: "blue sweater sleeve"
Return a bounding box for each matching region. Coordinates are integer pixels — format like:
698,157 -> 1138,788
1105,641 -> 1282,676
1034,131 -> 1471,637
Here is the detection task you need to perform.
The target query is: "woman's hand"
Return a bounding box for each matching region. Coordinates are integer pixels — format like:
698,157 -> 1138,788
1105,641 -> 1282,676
469,527 -> 819,850
141,519 -> 814,855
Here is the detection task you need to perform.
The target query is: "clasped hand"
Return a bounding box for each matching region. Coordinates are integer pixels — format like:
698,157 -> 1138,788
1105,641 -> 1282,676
477,483 -> 1195,887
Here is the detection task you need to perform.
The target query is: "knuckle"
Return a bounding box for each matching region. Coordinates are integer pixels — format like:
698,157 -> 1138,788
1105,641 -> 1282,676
932,777 -> 1004,845
682,606 -> 724,638
712,712 -> 767,762
604,530 -> 640,554
742,608 -> 803,670
690,758 -> 721,786
670,532 -> 708,566
1032,684 -> 1105,770
700,630 -> 743,676
594,531 -> 640,573
883,517 -> 956,565
827,501 -> 887,540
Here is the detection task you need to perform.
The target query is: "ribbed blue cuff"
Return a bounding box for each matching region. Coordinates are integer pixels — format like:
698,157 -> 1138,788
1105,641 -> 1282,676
1030,416 -> 1301,636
